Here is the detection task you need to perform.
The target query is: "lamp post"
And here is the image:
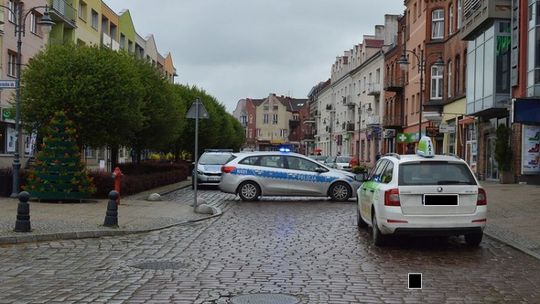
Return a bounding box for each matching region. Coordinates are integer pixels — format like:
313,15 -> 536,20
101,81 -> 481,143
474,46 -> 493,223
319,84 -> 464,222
396,49 -> 444,142
6,2 -> 54,198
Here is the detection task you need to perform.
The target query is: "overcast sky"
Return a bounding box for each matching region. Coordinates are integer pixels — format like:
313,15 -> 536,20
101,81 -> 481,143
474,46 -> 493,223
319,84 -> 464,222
105,1 -> 404,113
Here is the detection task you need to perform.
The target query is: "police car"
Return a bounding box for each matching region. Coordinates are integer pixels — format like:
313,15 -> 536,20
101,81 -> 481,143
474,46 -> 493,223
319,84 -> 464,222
356,136 -> 487,247
219,149 -> 363,201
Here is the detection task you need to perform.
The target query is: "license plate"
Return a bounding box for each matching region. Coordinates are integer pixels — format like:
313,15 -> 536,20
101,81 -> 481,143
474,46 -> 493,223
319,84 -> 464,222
208,177 -> 220,182
423,194 -> 458,206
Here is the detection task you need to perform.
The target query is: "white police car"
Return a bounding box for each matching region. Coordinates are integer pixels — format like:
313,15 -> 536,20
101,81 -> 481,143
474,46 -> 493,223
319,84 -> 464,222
356,136 -> 487,247
219,148 -> 363,201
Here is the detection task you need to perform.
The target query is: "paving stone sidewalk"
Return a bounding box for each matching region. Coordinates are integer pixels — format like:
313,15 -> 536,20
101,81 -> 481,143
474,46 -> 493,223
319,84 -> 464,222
0,180 -> 211,245
481,181 -> 540,259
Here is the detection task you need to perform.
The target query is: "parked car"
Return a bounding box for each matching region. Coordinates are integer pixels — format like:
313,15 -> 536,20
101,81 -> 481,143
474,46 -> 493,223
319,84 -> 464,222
219,151 -> 363,201
324,156 -> 353,171
356,136 -> 487,247
308,155 -> 327,163
192,149 -> 235,189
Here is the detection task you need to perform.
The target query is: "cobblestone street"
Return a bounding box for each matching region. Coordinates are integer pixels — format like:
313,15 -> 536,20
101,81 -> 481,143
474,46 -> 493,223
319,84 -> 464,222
1,188 -> 539,303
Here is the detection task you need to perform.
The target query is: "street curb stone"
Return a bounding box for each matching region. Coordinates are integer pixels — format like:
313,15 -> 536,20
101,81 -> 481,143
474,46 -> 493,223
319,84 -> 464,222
484,231 -> 540,261
0,181 -> 224,246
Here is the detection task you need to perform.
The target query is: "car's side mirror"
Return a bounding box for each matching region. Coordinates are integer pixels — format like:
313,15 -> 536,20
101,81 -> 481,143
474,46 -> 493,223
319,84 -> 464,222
315,167 -> 327,174
355,173 -> 368,182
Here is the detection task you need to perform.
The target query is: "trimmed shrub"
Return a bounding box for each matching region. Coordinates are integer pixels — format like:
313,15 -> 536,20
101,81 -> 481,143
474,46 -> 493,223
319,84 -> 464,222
90,161 -> 188,198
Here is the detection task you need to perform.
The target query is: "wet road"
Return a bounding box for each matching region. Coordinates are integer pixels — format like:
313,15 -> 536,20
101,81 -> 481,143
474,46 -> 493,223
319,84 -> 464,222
0,189 -> 539,303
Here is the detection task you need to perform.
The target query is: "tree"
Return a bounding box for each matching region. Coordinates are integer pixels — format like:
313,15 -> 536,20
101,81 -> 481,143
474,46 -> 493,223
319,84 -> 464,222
495,125 -> 513,172
130,59 -> 182,162
24,111 -> 96,200
21,44 -> 144,149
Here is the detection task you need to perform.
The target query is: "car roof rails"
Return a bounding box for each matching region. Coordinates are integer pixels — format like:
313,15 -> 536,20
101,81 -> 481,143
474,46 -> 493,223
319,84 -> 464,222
443,153 -> 461,159
384,153 -> 400,160
205,149 -> 234,152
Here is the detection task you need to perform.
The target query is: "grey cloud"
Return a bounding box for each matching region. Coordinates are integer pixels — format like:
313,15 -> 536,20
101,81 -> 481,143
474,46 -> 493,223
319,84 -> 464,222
106,0 -> 403,111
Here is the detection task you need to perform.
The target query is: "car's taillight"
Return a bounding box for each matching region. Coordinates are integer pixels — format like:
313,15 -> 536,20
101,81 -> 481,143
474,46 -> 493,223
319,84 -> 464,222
221,166 -> 236,174
384,188 -> 400,206
477,188 -> 487,205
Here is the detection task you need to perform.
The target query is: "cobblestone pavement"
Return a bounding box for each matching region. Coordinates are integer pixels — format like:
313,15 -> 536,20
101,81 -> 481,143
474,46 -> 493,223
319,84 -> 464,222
1,190 -> 539,303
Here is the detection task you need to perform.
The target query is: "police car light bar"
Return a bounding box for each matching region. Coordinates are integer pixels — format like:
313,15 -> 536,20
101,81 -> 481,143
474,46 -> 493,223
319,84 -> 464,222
279,147 -> 291,152
416,136 -> 435,158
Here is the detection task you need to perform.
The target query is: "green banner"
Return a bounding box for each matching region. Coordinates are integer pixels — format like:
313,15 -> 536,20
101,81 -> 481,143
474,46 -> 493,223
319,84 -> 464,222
397,133 -> 417,143
1,108 -> 14,120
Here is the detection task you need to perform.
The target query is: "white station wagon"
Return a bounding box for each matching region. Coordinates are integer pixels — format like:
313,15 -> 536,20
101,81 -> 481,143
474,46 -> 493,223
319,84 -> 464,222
356,136 -> 487,247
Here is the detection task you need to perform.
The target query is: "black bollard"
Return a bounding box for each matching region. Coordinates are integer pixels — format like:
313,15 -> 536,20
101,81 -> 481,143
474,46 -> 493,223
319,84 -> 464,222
14,191 -> 31,232
104,190 -> 119,227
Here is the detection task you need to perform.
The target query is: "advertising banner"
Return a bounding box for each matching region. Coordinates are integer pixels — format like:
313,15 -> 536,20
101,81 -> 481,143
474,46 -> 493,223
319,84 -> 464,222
522,125 -> 540,174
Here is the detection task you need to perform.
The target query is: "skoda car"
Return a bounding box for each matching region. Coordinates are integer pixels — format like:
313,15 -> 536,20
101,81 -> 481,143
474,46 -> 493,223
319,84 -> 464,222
192,150 -> 234,188
219,150 -> 363,201
356,137 -> 487,247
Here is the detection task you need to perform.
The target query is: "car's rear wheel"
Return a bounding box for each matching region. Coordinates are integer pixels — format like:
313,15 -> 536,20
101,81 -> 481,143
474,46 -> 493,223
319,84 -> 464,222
329,182 -> 351,201
464,232 -> 483,247
371,211 -> 386,246
238,181 -> 260,201
356,199 -> 368,229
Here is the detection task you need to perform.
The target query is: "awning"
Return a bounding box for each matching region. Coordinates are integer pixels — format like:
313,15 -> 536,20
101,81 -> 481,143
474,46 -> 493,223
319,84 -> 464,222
459,116 -> 476,125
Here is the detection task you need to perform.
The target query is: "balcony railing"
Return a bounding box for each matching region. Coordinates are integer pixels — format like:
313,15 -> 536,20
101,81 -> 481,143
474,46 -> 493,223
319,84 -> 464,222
50,0 -> 76,28
367,83 -> 381,96
384,78 -> 404,91
382,115 -> 404,128
346,122 -> 355,132
365,116 -> 380,126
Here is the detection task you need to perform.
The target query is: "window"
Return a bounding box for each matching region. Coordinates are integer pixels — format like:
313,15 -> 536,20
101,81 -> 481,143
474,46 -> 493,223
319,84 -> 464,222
30,12 -> 37,34
263,105 -> 269,111
258,155 -> 285,169
78,1 -> 87,21
272,114 -> 278,124
381,162 -> 394,184
7,51 -> 17,77
455,56 -> 461,94
448,60 -> 453,98
240,115 -> 247,125
370,160 -> 388,182
273,105 -> 278,111
85,147 -> 95,158
411,94 -> 415,114
432,9 -> 445,39
414,3 -> 417,21
257,129 -> 261,137
280,129 -> 287,137
8,0 -> 16,23
449,4 -> 454,35
286,157 -> 320,172
91,9 -> 99,29
457,0 -> 462,29
263,114 -> 269,124
431,65 -> 443,99
399,162 -> 476,185
239,156 -> 259,165
120,34 -> 126,49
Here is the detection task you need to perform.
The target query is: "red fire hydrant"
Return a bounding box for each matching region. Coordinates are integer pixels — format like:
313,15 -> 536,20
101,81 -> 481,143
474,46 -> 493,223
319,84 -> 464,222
112,167 -> 123,204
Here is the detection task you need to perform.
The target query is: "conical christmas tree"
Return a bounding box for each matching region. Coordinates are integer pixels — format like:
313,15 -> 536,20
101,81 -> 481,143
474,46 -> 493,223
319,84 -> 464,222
24,111 -> 96,201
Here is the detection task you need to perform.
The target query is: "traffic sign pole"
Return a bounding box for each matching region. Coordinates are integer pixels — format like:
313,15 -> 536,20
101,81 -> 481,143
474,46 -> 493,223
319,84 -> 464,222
193,99 -> 199,209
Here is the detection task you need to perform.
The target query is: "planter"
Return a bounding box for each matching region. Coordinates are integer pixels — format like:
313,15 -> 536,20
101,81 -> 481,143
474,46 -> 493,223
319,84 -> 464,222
499,171 -> 514,184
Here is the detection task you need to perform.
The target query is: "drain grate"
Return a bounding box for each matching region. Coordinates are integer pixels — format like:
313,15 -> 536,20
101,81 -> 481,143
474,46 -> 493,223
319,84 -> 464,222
230,293 -> 299,304
131,260 -> 188,270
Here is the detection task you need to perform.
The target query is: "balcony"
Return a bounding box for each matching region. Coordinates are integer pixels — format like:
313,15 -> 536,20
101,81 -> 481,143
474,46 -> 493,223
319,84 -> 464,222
303,133 -> 315,140
461,0 -> 512,40
346,122 -> 355,132
365,115 -> 380,126
384,78 -> 404,92
366,83 -> 381,96
50,0 -> 76,28
382,115 -> 404,128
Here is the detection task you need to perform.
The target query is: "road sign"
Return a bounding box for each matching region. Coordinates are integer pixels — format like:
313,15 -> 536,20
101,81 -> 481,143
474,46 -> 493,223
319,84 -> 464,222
0,80 -> 17,89
439,123 -> 456,133
186,100 -> 209,119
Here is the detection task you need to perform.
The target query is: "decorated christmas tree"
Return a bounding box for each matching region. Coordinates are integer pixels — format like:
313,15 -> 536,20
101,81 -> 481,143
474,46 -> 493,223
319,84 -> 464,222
24,111 -> 96,201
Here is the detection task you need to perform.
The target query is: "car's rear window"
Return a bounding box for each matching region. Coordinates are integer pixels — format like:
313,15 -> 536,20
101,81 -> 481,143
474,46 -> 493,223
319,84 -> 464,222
398,161 -> 477,186
199,153 -> 234,165
336,156 -> 352,163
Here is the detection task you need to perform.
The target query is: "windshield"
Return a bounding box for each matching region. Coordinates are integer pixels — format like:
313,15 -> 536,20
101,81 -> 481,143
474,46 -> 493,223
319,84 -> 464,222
336,156 -> 352,163
199,153 -> 233,165
398,161 -> 477,186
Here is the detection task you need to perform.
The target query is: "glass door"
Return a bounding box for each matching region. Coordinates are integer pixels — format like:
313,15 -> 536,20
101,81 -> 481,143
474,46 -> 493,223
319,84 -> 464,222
486,136 -> 499,180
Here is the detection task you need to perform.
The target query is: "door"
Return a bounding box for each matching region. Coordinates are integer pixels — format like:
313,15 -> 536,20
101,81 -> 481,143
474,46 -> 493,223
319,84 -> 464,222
360,160 -> 388,221
486,136 -> 498,180
256,155 -> 288,195
284,156 -> 329,196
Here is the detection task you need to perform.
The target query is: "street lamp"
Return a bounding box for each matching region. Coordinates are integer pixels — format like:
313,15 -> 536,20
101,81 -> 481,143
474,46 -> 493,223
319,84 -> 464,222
5,2 -> 54,197
396,49 -> 444,142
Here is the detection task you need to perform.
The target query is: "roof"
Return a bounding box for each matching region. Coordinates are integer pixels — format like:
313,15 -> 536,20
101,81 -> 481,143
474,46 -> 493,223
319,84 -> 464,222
383,154 -> 466,163
275,96 -> 308,112
364,39 -> 384,48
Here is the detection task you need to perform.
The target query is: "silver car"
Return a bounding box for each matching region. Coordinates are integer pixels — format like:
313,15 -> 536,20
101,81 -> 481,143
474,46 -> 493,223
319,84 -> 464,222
192,150 -> 234,188
219,151 -> 363,201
